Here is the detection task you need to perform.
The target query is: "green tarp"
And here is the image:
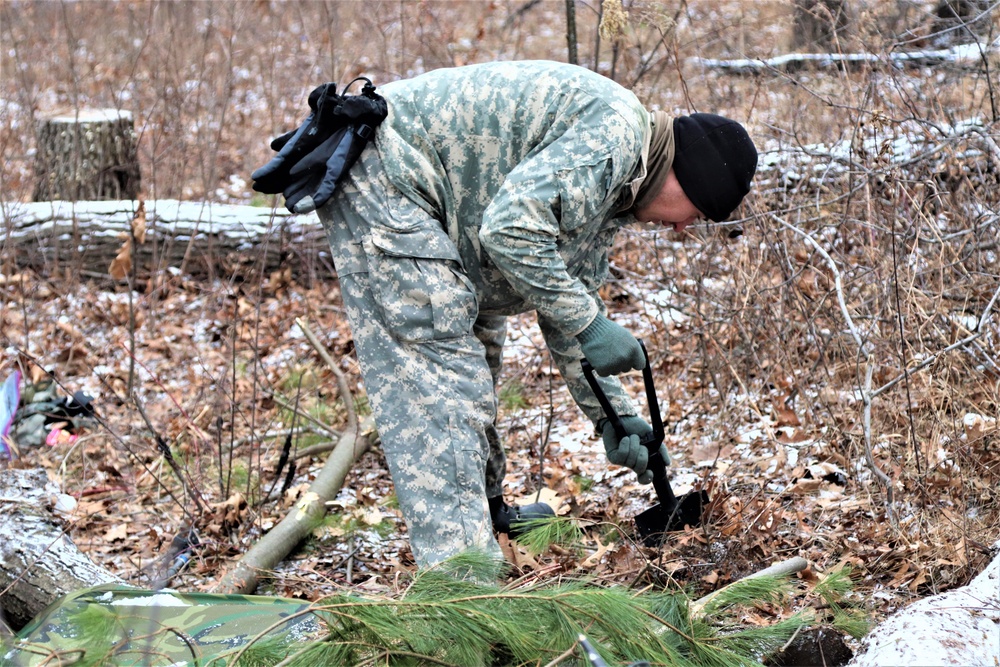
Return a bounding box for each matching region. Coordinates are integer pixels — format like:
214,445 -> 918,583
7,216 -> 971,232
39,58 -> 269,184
2,584 -> 323,666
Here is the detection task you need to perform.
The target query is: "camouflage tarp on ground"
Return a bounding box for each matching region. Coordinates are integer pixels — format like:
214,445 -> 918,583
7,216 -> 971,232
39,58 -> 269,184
2,584 -> 323,666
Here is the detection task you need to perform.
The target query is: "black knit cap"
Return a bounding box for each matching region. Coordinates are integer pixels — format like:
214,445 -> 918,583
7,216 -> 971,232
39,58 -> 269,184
672,113 -> 758,222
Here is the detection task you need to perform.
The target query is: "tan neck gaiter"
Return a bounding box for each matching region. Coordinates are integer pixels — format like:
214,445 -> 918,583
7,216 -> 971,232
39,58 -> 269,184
631,111 -> 675,214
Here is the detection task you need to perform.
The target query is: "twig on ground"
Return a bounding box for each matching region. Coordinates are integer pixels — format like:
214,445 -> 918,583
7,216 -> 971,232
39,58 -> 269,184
691,556 -> 810,614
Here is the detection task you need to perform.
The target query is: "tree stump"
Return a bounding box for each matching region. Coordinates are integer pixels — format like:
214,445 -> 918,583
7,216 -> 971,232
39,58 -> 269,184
792,0 -> 852,51
931,0 -> 994,46
32,109 -> 142,202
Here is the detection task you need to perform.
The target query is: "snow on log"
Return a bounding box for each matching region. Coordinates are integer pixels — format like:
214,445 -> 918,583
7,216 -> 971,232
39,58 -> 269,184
691,39 -> 998,75
848,543 -> 1000,667
0,468 -> 123,631
2,199 -> 330,281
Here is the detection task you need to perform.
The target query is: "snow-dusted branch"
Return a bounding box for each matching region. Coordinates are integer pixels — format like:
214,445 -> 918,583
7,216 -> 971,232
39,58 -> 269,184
692,39 -> 1000,75
770,214 -> 868,355
769,215 -> 893,502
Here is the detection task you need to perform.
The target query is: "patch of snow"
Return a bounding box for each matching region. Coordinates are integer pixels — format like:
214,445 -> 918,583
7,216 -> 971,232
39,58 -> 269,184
549,422 -> 595,455
49,108 -> 131,123
849,547 -> 1000,667
109,593 -> 190,607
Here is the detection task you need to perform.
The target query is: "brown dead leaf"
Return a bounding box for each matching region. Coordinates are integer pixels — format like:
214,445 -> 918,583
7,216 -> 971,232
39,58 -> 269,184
774,405 -> 801,427
132,200 -> 146,243
108,204 -> 145,280
105,523 -> 128,542
498,533 -> 541,570
690,441 -> 733,466
109,234 -> 132,281
908,568 -> 929,591
888,560 -> 911,588
581,534 -> 614,568
787,478 -> 824,494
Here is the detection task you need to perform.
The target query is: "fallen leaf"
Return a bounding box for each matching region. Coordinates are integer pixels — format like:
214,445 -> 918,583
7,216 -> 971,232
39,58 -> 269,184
131,200 -> 146,243
105,523 -> 127,542
361,506 -> 383,525
109,233 -> 132,281
581,534 -> 614,568
774,405 -> 801,427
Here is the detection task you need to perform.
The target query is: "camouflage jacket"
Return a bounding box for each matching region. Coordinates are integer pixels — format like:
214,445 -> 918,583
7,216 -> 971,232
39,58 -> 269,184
375,61 -> 652,422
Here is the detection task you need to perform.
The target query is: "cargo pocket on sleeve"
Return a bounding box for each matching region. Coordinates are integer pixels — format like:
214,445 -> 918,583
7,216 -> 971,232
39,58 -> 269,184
363,226 -> 479,343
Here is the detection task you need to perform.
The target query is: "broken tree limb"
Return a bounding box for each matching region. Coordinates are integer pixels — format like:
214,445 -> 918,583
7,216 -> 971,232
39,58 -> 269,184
1,199 -> 331,281
0,468 -> 123,631
213,416 -> 374,595
213,321 -> 372,595
691,556 -> 810,614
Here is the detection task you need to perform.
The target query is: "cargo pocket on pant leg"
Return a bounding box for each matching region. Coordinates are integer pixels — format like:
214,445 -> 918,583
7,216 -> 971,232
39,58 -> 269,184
449,415 -> 488,544
363,226 -> 478,343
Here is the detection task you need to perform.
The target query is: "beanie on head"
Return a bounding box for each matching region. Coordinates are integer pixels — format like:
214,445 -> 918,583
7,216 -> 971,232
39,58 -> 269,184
671,113 -> 758,222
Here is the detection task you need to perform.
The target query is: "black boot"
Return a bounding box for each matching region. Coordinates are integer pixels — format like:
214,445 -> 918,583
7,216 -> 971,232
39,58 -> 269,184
488,496 -> 555,538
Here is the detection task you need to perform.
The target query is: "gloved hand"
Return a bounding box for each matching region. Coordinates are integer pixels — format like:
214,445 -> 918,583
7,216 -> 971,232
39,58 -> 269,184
600,416 -> 670,484
576,315 -> 645,376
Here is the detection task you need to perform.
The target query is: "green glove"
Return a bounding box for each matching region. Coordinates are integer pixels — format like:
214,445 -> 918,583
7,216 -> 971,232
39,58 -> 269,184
576,315 -> 645,376
599,416 -> 670,485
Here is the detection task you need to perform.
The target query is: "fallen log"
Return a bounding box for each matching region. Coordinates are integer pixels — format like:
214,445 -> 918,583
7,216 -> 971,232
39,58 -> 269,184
691,39 -> 998,75
0,468 -> 123,631
848,543 -> 1000,666
1,199 -> 332,282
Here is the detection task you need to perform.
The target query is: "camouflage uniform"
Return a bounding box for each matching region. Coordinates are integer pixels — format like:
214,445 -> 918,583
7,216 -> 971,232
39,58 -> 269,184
317,60 -> 651,566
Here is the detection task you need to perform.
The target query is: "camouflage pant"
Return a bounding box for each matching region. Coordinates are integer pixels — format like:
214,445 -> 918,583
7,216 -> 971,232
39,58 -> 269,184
318,145 -> 507,566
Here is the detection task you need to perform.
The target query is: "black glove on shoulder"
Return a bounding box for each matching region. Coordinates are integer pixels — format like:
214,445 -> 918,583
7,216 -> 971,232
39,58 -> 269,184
251,78 -> 387,213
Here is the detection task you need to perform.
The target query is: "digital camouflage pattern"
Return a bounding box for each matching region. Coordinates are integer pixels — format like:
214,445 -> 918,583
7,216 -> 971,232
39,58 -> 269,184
316,60 -> 654,566
2,584 -> 322,666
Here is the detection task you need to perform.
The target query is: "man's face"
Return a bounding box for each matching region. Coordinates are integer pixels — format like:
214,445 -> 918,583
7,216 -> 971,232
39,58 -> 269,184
633,169 -> 704,232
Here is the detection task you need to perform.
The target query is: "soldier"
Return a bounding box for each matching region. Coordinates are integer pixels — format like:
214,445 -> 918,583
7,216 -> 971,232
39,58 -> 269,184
303,60 -> 757,568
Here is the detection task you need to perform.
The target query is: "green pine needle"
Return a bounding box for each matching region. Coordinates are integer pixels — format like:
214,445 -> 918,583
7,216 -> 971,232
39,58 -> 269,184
271,551 -> 811,667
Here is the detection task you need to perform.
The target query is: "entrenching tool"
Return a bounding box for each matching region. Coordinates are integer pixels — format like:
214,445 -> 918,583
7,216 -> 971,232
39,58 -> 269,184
581,340 -> 708,545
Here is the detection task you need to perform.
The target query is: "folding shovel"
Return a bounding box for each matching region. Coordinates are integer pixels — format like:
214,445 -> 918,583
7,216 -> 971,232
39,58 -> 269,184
582,340 -> 708,546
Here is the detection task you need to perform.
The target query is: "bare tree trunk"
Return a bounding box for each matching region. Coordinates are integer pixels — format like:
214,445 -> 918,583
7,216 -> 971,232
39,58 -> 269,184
565,0 -> 579,65
792,0 -> 852,51
0,468 -> 123,631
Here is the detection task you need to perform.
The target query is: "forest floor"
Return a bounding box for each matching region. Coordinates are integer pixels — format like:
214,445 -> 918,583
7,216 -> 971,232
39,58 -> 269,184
2,233 -> 996,651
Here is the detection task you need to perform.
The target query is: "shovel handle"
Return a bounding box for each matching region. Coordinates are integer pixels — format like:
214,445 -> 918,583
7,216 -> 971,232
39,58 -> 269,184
581,342 -> 680,518
580,339 -> 666,457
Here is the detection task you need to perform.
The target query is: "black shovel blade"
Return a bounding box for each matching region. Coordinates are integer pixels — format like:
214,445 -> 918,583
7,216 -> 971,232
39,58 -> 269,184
635,490 -> 709,546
